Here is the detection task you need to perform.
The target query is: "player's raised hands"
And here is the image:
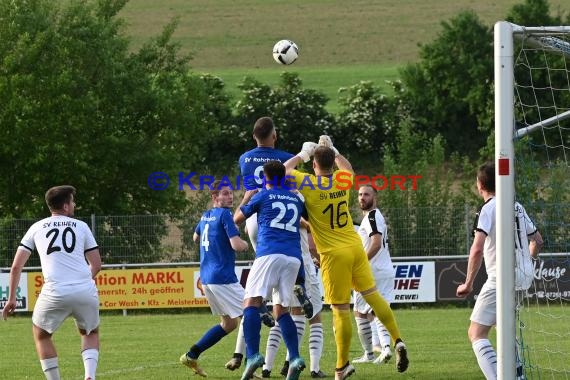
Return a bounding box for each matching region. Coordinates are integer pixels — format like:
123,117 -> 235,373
297,141 -> 318,162
318,135 -> 339,156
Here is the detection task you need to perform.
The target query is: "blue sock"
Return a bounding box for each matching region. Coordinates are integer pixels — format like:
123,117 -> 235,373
188,324 -> 228,358
243,305 -> 261,358
278,312 -> 300,359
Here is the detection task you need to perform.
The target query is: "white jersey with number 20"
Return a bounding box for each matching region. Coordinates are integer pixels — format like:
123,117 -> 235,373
19,215 -> 98,293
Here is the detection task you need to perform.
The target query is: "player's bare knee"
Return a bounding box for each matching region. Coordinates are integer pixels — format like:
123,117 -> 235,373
33,325 -> 52,340
221,317 -> 239,332
78,326 -> 98,336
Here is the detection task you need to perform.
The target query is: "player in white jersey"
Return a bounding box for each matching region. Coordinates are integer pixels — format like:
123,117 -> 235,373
352,184 -> 396,366
456,162 -> 543,380
2,185 -> 101,380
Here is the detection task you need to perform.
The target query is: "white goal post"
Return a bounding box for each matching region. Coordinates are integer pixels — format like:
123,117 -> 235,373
494,21 -> 570,380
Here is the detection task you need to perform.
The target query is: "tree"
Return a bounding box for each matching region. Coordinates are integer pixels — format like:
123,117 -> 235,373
0,0 -> 217,263
398,11 -> 494,158
332,80 -> 404,169
233,72 -> 335,155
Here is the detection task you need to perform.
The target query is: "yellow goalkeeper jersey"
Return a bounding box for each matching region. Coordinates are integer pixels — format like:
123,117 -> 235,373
291,169 -> 361,253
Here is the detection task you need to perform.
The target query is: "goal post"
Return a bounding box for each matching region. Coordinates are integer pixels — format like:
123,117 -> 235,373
494,21 -> 570,380
495,21 -> 516,380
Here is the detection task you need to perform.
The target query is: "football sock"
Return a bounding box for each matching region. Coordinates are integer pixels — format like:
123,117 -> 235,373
189,324 -> 228,358
81,349 -> 99,380
292,314 -> 306,354
375,317 -> 392,348
370,317 -> 380,348
355,316 -> 373,354
40,357 -> 60,380
363,291 -> 401,343
472,339 -> 497,379
309,322 -> 324,373
332,308 -> 352,368
263,323 -> 282,371
277,313 -> 300,359
243,306 -> 262,358
234,318 -> 246,355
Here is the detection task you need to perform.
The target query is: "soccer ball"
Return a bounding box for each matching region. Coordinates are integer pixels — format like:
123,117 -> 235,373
272,40 -> 299,65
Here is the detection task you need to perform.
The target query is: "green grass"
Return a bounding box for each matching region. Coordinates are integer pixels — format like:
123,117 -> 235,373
199,64 -> 400,114
116,0 -> 565,112
2,306 -> 567,379
1,307 -> 483,379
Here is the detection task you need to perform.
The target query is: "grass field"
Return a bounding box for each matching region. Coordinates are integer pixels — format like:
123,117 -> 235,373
117,0 -> 566,112
1,307 -> 487,380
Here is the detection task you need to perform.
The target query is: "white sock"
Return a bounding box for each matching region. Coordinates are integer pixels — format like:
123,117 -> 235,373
355,316 -> 373,354
40,357 -> 60,380
309,322 -> 324,373
472,339 -> 497,379
370,317 -> 380,348
292,314 -> 306,351
263,323 -> 282,371
235,319 -> 246,355
81,348 -> 99,380
374,317 -> 392,348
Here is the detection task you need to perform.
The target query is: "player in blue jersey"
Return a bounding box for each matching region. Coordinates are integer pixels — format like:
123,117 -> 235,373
226,117 -> 296,372
179,181 -> 249,377
234,160 -> 307,380
238,116 -> 294,251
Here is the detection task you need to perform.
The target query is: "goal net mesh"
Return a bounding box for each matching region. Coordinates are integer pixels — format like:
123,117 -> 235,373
512,26 -> 570,379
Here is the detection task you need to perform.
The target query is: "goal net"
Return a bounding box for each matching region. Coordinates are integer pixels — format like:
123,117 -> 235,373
495,22 -> 570,380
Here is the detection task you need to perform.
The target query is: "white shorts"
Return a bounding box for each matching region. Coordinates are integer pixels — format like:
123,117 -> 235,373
32,283 -> 100,335
470,281 -> 496,327
354,269 -> 395,314
245,213 -> 258,252
245,254 -> 301,308
273,256 -> 324,317
203,283 -> 245,318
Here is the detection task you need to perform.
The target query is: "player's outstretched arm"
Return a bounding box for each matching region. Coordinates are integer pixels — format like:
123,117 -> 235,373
456,232 -> 485,297
335,154 -> 353,173
2,249 -> 30,320
529,230 -> 544,258
284,142 -> 317,173
230,236 -> 249,252
234,189 -> 258,225
85,248 -> 102,279
284,155 -> 303,174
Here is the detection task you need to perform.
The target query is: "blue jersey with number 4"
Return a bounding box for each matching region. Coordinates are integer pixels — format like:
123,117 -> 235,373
195,207 -> 240,284
239,147 -> 294,189
240,188 -> 303,260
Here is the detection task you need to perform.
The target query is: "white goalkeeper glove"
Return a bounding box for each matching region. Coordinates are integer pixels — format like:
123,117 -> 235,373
318,135 -> 339,157
297,142 -> 318,163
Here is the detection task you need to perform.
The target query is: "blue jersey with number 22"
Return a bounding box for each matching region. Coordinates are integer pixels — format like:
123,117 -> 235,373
240,188 -> 303,261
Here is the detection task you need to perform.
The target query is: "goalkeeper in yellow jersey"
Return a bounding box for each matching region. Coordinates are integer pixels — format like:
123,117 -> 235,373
283,137 -> 409,380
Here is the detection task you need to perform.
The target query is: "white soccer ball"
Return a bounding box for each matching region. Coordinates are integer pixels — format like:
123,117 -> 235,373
272,40 -> 299,65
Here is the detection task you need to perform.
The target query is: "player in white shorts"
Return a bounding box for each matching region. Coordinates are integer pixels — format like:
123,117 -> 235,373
352,184 -> 396,366
456,162 -> 543,380
234,161 -> 307,380
262,221 -> 327,378
2,185 -> 102,380
179,181 -> 249,377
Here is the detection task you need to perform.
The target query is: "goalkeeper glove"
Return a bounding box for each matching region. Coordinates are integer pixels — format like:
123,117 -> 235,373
297,142 -> 318,163
318,135 -> 339,157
